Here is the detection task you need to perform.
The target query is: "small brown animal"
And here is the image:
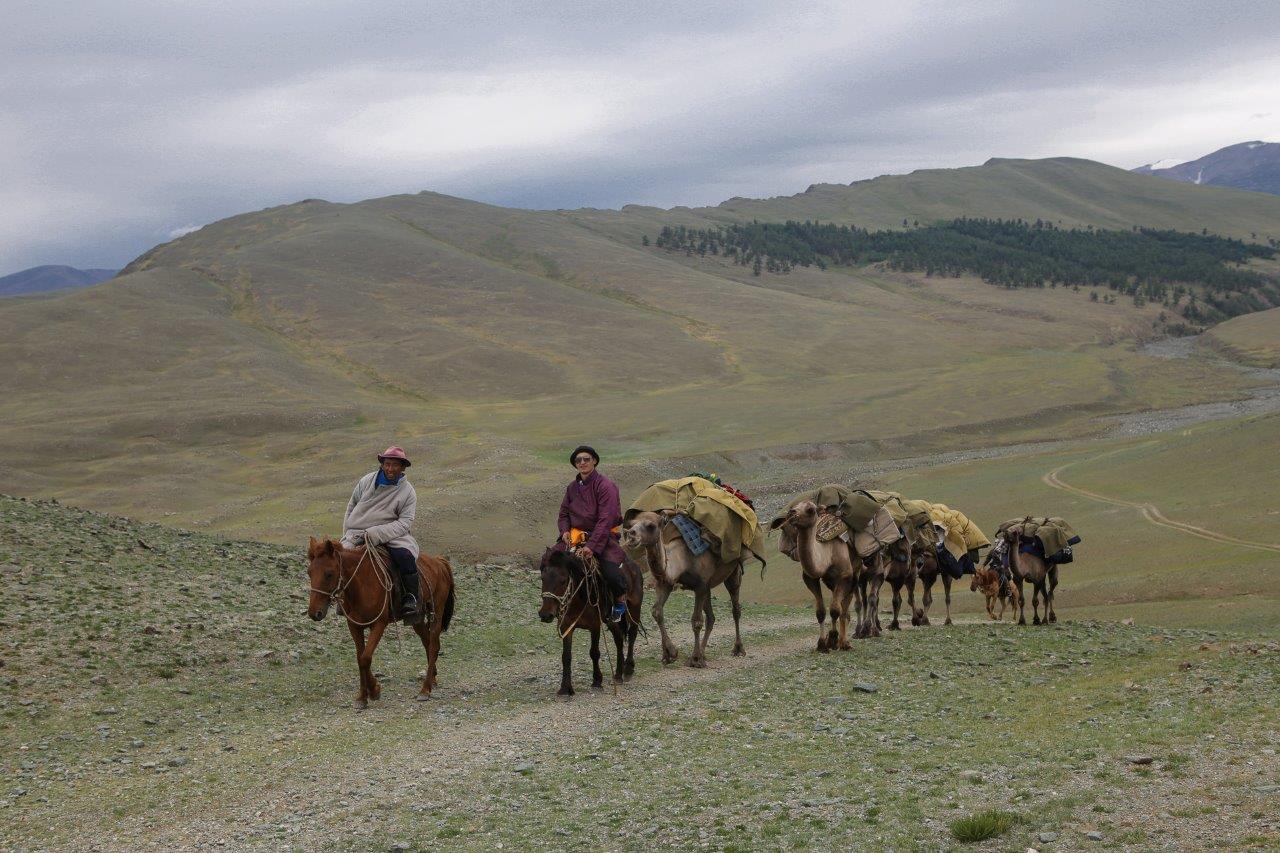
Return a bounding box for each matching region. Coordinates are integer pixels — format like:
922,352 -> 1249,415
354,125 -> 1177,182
970,565 -> 1020,621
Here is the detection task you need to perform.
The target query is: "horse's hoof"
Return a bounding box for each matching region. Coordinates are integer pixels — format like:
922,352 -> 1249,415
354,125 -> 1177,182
1033,616 -> 1041,625
689,658 -> 707,669
1018,618 -> 1026,626
732,645 -> 746,657
1049,614 -> 1057,624
590,683 -> 604,692
353,699 -> 368,710
838,641 -> 853,651
556,686 -> 574,697
944,618 -> 952,626
888,622 -> 900,631
416,692 -> 432,702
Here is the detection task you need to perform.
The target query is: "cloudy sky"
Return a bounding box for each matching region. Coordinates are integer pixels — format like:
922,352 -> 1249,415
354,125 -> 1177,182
3,0 -> 1279,274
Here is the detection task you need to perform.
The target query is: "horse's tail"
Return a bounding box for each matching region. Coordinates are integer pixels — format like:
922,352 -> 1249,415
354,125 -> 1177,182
440,583 -> 456,633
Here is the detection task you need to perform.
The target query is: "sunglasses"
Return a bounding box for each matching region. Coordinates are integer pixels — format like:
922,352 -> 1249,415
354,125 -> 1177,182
574,456 -> 595,464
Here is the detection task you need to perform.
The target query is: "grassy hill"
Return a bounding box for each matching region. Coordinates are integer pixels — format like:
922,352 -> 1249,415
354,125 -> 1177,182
1204,306 -> 1280,366
2,494 -> 1277,850
0,157 -> 1278,554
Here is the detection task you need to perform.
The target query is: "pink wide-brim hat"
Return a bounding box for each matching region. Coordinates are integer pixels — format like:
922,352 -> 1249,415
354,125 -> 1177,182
377,445 -> 411,467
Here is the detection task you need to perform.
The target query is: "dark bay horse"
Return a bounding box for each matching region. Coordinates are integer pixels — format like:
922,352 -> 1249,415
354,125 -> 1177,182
307,537 -> 455,708
537,547 -> 642,696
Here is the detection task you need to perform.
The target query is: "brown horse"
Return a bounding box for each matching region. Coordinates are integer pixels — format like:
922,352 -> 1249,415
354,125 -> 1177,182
971,564 -> 1021,621
306,537 -> 455,708
538,547 -> 642,696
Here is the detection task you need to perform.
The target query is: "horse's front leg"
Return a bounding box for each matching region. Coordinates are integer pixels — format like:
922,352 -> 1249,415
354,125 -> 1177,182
558,632 -> 575,696
347,621 -> 369,709
610,622 -> 626,683
589,627 -> 604,690
359,620 -> 388,702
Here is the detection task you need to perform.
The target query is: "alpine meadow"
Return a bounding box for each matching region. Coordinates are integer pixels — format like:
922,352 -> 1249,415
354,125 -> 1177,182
3,152 -> 1280,850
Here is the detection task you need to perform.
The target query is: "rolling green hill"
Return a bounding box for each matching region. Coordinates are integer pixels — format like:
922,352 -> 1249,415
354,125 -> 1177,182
1,156 -> 1278,554
1203,306 -> 1280,366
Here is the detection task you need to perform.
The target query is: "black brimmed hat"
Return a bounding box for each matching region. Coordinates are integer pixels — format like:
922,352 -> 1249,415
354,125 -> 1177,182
569,445 -> 599,466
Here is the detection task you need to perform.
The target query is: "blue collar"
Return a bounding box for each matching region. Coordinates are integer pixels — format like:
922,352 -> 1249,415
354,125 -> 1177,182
375,470 -> 403,488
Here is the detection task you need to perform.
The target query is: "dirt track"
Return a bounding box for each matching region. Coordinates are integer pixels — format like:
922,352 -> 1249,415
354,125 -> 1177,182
1042,446 -> 1280,554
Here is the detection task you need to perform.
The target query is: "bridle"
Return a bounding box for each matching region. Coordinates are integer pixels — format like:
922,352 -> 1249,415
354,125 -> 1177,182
309,545 -> 391,628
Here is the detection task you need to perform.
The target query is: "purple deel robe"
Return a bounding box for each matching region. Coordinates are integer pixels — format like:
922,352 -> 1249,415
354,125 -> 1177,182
556,470 -> 627,564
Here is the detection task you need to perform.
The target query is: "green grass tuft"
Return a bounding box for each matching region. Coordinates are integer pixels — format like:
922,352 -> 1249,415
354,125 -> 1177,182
950,809 -> 1018,843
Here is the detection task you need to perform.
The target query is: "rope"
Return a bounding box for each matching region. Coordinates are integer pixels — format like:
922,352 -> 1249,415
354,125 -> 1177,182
309,544 -> 393,628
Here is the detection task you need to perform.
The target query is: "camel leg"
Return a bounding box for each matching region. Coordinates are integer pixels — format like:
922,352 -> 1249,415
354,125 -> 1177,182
853,573 -> 870,639
942,575 -> 953,626
726,569 -> 746,656
804,574 -> 829,652
589,627 -> 604,689
889,578 -> 903,630
827,578 -> 845,650
557,633 -> 575,696
919,573 -> 934,626
1015,577 -> 1027,625
1047,567 -> 1059,623
651,581 -> 679,664
836,581 -> 855,651
1033,582 -> 1046,625
863,561 -> 885,638
689,589 -> 710,668
907,571 -> 923,626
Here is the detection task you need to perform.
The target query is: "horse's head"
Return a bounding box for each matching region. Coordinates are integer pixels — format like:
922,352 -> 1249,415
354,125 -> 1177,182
622,511 -> 666,549
538,548 -> 583,623
306,537 -> 343,621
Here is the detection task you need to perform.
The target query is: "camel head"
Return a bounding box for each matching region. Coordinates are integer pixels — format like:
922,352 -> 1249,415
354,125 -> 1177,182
785,500 -> 821,530
622,510 -> 667,549
538,548 -> 583,623
305,536 -> 343,621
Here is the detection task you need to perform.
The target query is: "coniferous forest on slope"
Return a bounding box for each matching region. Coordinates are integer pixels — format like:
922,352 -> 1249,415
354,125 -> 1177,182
650,218 -> 1279,324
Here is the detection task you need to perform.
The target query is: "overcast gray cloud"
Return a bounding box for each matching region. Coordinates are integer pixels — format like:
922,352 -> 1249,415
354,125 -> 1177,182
3,0 -> 1279,274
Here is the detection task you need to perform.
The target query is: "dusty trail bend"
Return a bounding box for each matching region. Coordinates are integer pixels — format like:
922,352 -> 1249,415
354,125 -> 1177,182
1042,449 -> 1280,554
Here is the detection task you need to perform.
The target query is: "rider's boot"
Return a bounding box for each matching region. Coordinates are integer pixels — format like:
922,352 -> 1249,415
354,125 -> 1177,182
400,571 -> 419,617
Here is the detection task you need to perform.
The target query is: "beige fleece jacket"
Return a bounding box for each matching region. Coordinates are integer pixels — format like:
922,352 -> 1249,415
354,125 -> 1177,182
341,471 -> 419,558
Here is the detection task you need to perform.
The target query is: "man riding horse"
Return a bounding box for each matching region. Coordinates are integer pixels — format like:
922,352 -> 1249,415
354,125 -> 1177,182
342,446 -> 420,616
556,445 -> 629,623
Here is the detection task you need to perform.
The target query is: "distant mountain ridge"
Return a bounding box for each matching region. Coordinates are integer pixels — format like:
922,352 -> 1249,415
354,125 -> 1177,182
1134,141 -> 1280,196
0,265 -> 117,297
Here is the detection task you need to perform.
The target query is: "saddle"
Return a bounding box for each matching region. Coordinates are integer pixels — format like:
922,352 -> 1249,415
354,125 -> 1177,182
371,546 -> 430,626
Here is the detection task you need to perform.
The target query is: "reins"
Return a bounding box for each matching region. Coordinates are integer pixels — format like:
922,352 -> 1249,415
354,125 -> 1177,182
310,545 -> 394,628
